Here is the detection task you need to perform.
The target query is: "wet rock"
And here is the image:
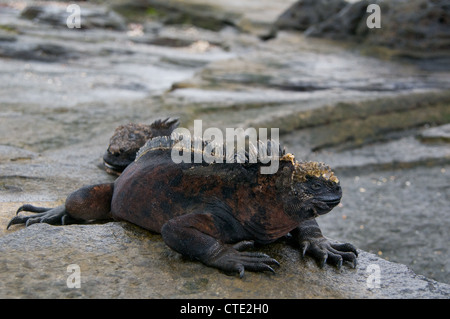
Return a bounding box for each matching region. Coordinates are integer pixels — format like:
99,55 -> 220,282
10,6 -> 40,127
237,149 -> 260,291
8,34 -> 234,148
170,30 -> 449,96
305,134 -> 450,173
273,0 -> 347,32
1,222 -> 449,298
112,0 -> 239,32
419,124 -> 450,143
317,165 -> 450,285
362,0 -> 450,52
113,0 -> 297,36
304,0 -> 370,39
275,91 -> 450,151
0,29 -> 17,42
21,4 -> 126,30
0,0 -> 449,297
0,145 -> 37,162
0,41 -> 81,62
167,28 -> 450,148
145,37 -> 196,48
274,0 -> 450,61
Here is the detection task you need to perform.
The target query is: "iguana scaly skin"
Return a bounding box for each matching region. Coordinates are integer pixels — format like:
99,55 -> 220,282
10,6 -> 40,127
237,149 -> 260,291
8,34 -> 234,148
8,119 -> 357,277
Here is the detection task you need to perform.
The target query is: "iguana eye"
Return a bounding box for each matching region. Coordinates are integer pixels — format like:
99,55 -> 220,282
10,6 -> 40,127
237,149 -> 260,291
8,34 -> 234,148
293,190 -> 298,196
311,183 -> 321,190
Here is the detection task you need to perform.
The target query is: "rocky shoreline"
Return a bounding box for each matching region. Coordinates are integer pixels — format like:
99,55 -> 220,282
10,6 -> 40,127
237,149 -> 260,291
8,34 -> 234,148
0,0 -> 449,297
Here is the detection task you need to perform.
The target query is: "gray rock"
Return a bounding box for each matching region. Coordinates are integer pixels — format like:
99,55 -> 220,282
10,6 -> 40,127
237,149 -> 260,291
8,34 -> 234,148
275,91 -> 450,151
1,222 -> 449,298
0,41 -> 81,62
113,0 -> 298,36
419,124 -> 450,143
112,0 -> 239,32
21,4 -> 126,30
274,0 -> 347,31
362,0 -> 450,52
0,0 -> 449,297
304,0 -> 370,39
0,145 -> 37,162
0,30 -> 16,43
318,165 -> 450,285
274,0 -> 450,57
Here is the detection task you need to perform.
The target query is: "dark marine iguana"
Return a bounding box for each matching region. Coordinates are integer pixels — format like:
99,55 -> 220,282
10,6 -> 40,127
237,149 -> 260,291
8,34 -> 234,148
102,118 -> 180,175
8,120 -> 357,277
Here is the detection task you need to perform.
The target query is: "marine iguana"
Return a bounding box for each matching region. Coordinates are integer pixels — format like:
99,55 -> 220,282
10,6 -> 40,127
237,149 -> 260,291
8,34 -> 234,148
102,118 -> 180,175
8,120 -> 357,277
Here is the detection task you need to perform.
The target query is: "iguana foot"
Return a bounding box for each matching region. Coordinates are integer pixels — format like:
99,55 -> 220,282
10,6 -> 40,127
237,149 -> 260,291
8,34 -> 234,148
204,241 -> 280,278
7,204 -> 78,229
291,219 -> 358,269
300,237 -> 358,269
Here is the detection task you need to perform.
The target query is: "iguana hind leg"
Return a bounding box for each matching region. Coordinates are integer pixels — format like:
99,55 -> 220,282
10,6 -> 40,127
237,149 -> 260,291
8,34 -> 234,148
161,212 -> 279,277
7,183 -> 114,229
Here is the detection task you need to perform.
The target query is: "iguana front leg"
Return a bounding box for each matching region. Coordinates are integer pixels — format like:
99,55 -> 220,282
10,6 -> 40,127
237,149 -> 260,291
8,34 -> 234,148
161,212 -> 279,277
291,219 -> 358,269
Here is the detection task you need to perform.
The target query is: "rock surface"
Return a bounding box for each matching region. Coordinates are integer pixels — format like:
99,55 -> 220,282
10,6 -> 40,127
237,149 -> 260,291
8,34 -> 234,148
274,0 -> 450,63
0,0 -> 449,297
1,222 -> 449,299
21,4 -> 127,30
113,0 -> 297,36
273,0 -> 347,32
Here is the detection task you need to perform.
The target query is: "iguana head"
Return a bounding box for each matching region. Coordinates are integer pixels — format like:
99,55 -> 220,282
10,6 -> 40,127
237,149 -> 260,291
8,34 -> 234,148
279,154 -> 342,220
103,123 -> 154,175
103,118 -> 179,175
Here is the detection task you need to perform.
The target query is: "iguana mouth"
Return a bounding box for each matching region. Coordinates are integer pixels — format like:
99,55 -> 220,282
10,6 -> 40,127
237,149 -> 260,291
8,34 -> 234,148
103,161 -> 123,171
103,160 -> 127,176
324,198 -> 341,209
102,151 -> 136,175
